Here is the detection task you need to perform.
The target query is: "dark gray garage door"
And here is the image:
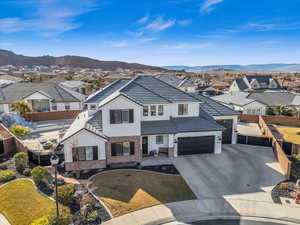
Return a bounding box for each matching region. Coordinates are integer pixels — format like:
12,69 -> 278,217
216,119 -> 233,144
178,136 -> 215,155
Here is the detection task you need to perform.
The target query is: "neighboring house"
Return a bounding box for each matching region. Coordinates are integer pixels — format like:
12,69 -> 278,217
229,75 -> 283,93
198,86 -> 222,96
212,93 -> 267,115
157,74 -> 197,93
60,75 -> 239,171
0,82 -> 84,113
60,80 -> 87,95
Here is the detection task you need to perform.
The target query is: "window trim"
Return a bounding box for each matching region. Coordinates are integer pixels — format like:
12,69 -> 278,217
111,142 -> 135,156
158,105 -> 164,116
156,135 -> 164,144
51,102 -> 57,111
110,109 -> 134,124
178,104 -> 188,115
143,106 -> 149,116
72,146 -> 98,161
65,103 -> 70,110
150,105 -> 156,116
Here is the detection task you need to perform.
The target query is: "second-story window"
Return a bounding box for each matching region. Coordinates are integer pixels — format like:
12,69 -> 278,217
90,104 -> 96,110
65,103 -> 70,110
110,109 -> 134,124
150,105 -> 156,116
52,103 -> 57,111
143,106 -> 149,116
158,105 -> 164,116
178,104 -> 188,115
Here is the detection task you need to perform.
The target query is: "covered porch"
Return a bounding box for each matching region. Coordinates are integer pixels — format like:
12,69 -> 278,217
141,134 -> 175,158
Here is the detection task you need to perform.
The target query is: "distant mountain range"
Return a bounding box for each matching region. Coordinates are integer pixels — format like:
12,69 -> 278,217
0,49 -> 165,71
164,64 -> 300,72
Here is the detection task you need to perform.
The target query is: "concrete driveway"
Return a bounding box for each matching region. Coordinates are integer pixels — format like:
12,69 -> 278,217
173,144 -> 285,202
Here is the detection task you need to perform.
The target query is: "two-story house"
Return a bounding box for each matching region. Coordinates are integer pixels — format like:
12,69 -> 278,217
229,75 -> 283,93
0,82 -> 84,113
60,76 -> 239,171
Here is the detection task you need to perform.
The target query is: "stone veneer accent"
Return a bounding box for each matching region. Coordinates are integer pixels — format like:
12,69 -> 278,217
65,160 -> 106,171
106,136 -> 142,165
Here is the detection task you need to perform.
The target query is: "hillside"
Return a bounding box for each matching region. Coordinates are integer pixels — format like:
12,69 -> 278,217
164,64 -> 300,72
0,49 -> 166,71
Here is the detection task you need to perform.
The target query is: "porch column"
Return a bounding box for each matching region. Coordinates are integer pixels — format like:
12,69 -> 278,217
168,134 -> 176,157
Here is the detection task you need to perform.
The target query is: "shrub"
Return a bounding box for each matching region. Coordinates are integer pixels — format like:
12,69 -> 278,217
13,152 -> 28,171
0,170 -> 16,182
293,155 -> 300,164
48,206 -> 71,225
10,101 -> 32,117
57,184 -> 75,206
9,125 -> 30,137
32,166 -> 49,185
23,168 -> 32,176
0,162 -> 7,170
86,210 -> 99,222
30,216 -> 49,225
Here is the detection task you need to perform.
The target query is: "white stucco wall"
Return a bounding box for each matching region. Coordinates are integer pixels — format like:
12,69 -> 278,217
62,129 -> 106,163
147,134 -> 169,154
171,102 -> 199,117
174,131 -> 223,156
101,95 -> 142,137
213,115 -> 238,144
141,104 -> 171,121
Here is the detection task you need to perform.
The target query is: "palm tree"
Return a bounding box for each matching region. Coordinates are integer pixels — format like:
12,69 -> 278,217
11,101 -> 32,117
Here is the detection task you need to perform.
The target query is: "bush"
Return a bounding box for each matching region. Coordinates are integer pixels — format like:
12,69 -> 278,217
13,152 -> 28,171
57,184 -> 75,206
293,155 -> 300,164
48,206 -> 71,225
32,166 -> 49,185
0,170 -> 16,182
30,216 -> 49,225
0,162 -> 7,170
9,125 -> 30,137
23,168 -> 32,176
86,210 -> 99,222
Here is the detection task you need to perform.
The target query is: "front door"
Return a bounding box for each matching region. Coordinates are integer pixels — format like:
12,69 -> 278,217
142,136 -> 148,155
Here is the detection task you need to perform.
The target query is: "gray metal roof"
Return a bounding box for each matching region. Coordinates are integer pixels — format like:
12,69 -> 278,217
85,79 -> 130,103
212,93 -> 256,107
245,75 -> 273,84
157,74 -> 183,87
141,116 -> 225,135
0,82 -> 81,103
190,93 -> 240,116
124,76 -> 198,103
247,92 -> 295,106
60,110 -> 105,142
235,78 -> 249,90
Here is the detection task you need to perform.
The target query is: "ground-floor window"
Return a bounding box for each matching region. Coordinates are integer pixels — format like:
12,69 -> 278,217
111,142 -> 135,156
156,135 -> 164,144
72,146 -> 98,161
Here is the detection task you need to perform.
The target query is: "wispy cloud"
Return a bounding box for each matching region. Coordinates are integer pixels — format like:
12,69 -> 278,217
137,14 -> 150,24
178,19 -> 191,27
144,16 -> 175,32
163,42 -> 212,50
0,0 -> 99,36
109,40 -> 129,48
0,42 -> 14,47
224,22 -> 300,33
201,0 -> 224,13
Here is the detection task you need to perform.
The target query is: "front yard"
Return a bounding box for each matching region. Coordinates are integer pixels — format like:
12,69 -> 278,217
0,179 -> 54,225
88,170 -> 196,217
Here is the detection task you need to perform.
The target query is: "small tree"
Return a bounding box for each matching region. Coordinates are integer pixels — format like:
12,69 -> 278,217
11,101 -> 32,117
9,125 -> 30,137
32,166 -> 49,185
57,184 -> 75,205
13,152 -> 28,171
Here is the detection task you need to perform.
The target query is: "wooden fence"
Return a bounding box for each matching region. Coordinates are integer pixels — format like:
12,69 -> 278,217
258,116 -> 292,178
25,110 -> 82,122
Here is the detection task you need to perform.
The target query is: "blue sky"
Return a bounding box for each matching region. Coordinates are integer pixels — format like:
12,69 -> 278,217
1,0 -> 300,66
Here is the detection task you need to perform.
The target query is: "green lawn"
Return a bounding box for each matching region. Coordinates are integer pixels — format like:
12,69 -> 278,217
0,179 -> 54,225
89,170 -> 196,217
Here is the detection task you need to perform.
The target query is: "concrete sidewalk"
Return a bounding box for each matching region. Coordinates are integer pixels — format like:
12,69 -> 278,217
102,199 -> 300,225
0,214 -> 11,225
